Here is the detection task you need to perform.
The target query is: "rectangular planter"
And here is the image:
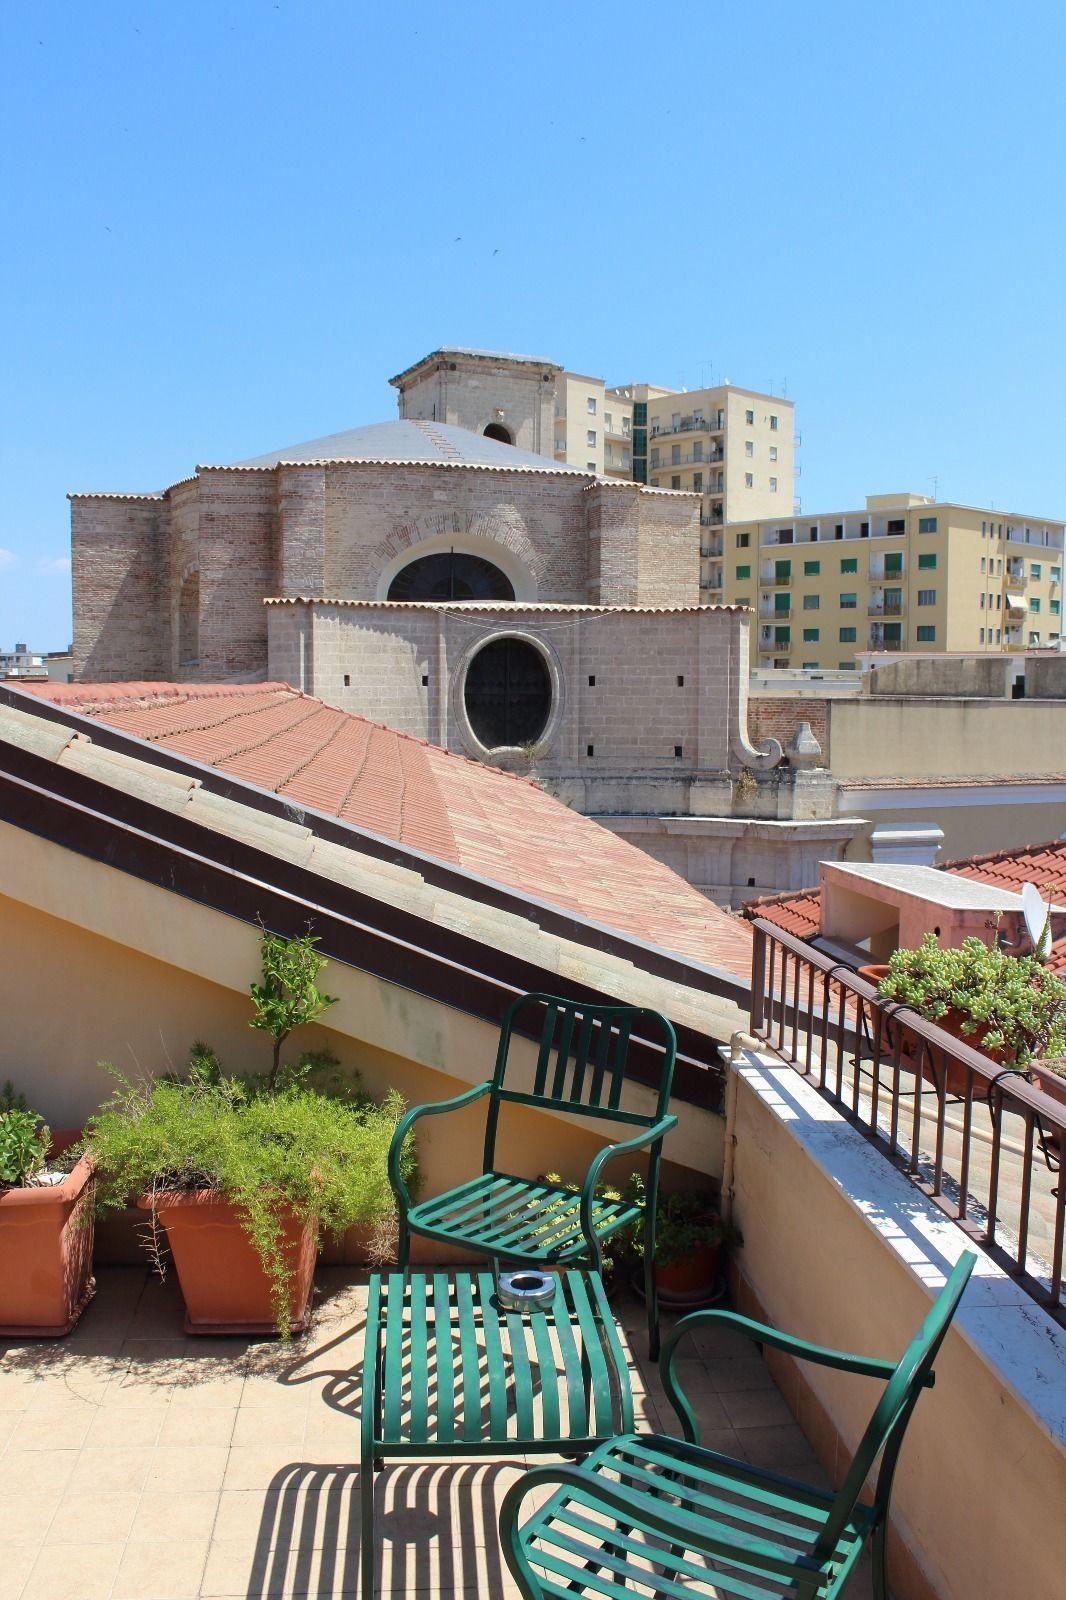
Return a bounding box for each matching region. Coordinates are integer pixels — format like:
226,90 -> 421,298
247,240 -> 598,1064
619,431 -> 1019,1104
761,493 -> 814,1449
0,1153 -> 95,1337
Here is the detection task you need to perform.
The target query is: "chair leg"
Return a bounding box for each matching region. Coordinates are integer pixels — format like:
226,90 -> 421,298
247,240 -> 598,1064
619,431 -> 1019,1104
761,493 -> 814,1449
644,1213 -> 660,1363
360,1438 -> 376,1599
396,1216 -> 410,1273
871,1521 -> 889,1600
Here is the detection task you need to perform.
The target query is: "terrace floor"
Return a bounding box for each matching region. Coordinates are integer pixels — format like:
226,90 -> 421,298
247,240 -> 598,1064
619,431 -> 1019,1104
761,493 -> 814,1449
0,1268 -> 876,1600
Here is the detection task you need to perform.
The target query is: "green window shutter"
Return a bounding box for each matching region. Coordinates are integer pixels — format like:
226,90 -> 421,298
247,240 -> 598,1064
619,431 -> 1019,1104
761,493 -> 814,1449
774,626 -> 791,644
916,624 -> 936,642
775,559 -> 792,582
840,592 -> 857,608
885,553 -> 903,574
774,592 -> 790,614
839,626 -> 857,642
803,627 -> 819,642
918,552 -> 937,570
1051,599 -> 1060,614
841,557 -> 857,573
736,564 -> 751,579
803,559 -> 820,575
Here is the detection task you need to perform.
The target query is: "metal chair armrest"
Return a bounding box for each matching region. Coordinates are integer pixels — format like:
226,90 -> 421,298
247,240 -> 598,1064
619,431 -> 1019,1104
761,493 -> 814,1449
578,1114 -> 677,1244
386,1081 -> 493,1211
661,1309 -> 901,1444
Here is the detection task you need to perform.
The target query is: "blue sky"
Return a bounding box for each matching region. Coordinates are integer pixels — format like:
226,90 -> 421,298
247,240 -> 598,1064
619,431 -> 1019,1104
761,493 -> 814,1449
3,0 -> 1064,651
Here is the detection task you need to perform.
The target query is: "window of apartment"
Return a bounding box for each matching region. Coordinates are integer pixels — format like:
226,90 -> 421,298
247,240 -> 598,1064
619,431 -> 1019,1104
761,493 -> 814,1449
839,626 -> 857,642
769,446 -> 778,462
803,594 -> 820,610
916,625 -> 936,642
839,660 -> 857,670
1031,563 -> 1043,580
803,627 -> 820,642
736,596 -> 751,607
736,564 -> 751,579
1052,566 -> 1062,583
804,559 -> 820,575
885,551 -> 904,575
980,593 -> 986,608
745,440 -> 754,457
887,519 -> 906,535
770,414 -> 779,430
1052,599 -> 1061,614
860,521 -> 870,538
834,523 -> 844,539
745,408 -> 754,425
1030,597 -> 1041,613
736,532 -> 751,548
769,477 -> 778,491
622,418 -> 631,436
745,473 -> 754,487
692,441 -> 703,462
587,429 -> 596,447
587,461 -> 596,470
997,593 -> 1002,608
650,448 -> 660,468
840,592 -> 857,608
919,552 -> 937,570
802,661 -> 819,669
671,444 -> 681,464
840,557 -> 857,573
980,627 -> 985,643
671,475 -> 681,489
604,412 -> 613,431
587,397 -> 597,414
1029,631 -> 1041,646
918,516 -> 938,533
996,628 -> 1002,642
693,473 -> 703,491
917,589 -> 936,605
671,412 -> 680,428
980,557 -> 986,574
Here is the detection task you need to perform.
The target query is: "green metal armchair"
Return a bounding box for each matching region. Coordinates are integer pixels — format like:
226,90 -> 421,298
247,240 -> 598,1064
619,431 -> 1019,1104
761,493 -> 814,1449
500,1251 -> 976,1600
387,992 -> 678,1357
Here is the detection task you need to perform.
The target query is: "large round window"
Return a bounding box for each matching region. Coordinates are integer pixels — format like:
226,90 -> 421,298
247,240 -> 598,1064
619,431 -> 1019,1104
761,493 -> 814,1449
387,551 -> 515,602
464,637 -> 551,750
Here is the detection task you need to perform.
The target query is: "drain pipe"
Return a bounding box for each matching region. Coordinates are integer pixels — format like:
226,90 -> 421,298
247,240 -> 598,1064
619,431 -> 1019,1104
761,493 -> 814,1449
720,1031 -> 763,1224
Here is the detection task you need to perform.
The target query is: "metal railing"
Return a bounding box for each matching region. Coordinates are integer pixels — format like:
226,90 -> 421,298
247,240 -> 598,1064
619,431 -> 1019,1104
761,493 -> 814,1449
750,920 -> 1066,1319
650,416 -> 724,438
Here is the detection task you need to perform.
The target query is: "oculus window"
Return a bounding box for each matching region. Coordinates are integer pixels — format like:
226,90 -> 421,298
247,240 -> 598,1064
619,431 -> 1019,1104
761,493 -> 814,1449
464,637 -> 550,749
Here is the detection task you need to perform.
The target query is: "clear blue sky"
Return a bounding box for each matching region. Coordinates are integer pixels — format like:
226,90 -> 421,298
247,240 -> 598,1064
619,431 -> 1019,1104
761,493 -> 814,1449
3,0 -> 1064,651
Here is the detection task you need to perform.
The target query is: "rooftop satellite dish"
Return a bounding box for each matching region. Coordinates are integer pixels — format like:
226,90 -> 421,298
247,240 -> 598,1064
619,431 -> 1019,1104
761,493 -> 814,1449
1021,882 -> 1052,960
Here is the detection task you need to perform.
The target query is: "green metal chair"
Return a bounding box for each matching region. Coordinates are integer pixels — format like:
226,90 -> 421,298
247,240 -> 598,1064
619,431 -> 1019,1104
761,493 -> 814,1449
500,1251 -> 976,1600
387,992 -> 678,1357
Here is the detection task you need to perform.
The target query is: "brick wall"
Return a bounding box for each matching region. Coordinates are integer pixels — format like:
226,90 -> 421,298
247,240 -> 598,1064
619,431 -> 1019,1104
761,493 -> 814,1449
72,497 -> 164,681
197,472 -> 277,678
749,695 -> 830,762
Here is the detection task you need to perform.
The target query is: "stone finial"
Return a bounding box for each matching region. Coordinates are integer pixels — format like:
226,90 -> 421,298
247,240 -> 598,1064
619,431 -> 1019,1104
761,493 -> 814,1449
787,721 -> 823,769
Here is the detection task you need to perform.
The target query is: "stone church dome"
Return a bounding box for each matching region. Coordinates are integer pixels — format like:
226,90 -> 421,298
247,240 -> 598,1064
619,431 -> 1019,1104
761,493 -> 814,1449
228,418 -> 589,474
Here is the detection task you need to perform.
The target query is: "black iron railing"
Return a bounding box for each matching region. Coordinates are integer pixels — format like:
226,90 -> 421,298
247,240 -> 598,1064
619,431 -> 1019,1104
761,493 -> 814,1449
750,919 -> 1065,1319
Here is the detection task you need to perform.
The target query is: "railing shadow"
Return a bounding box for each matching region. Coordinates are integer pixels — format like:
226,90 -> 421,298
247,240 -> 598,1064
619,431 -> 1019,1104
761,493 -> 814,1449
245,1459 -> 518,1599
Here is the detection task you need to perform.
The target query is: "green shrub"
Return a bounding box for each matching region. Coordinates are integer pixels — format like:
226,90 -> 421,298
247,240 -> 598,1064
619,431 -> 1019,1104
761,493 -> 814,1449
0,1086 -> 50,1189
83,1062 -> 412,1336
877,933 -> 1066,1068
624,1176 -> 743,1268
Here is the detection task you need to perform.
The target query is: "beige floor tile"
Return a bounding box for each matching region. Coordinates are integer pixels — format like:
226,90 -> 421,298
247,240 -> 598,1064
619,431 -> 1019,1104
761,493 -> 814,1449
156,1403 -> 237,1446
112,1537 -> 211,1600
4,1490 -> 63,1548
84,1403 -> 165,1447
167,1371 -> 247,1408
66,1444 -> 154,1494
0,1548 -> 37,1600
22,1541 -> 125,1600
736,1421 -> 819,1471
201,1539 -> 359,1598
47,1489 -> 141,1545
231,1405 -> 309,1447
707,1352 -> 778,1392
719,1384 -> 795,1430
222,1443 -> 327,1492
128,1487 -> 222,1544
144,1441 -> 230,1491
2,1445 -> 80,1491
211,1487 -> 285,1545
9,1398 -> 98,1450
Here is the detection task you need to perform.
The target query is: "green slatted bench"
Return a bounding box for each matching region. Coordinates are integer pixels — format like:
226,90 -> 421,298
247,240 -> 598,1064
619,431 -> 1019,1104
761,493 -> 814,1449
360,1267 -> 634,1600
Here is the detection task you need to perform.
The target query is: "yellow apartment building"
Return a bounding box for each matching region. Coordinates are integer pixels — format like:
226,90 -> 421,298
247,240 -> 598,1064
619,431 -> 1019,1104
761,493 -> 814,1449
719,493 -> 1066,670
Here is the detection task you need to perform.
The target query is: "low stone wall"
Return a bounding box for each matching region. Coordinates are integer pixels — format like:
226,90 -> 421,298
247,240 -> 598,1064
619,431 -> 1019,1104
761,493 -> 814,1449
725,1050 -> 1066,1600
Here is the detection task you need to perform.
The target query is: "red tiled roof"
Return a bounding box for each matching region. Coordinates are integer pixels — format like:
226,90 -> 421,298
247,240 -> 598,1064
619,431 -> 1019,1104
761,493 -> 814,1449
25,681 -> 752,979
744,839 -> 1066,971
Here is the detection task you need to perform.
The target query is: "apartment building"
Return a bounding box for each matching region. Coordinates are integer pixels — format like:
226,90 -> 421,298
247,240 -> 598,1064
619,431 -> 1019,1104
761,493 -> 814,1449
720,493 -> 1066,670
551,371 -> 629,477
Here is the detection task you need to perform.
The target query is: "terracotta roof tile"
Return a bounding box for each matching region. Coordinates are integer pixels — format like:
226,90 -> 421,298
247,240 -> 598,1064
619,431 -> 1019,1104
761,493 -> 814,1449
26,681 -> 751,978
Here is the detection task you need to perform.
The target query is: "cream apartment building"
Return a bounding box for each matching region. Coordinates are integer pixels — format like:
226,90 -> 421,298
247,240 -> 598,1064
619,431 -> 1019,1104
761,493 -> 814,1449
719,493 -> 1066,670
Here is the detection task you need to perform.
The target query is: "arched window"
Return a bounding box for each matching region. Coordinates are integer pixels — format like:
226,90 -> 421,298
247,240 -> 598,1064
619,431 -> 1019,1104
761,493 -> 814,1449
483,422 -> 513,445
387,551 -> 516,603
464,637 -> 551,749
178,572 -> 200,667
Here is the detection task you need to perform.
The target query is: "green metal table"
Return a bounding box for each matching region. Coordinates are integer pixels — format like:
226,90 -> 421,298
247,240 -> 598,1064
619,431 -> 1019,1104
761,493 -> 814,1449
360,1268 -> 634,1598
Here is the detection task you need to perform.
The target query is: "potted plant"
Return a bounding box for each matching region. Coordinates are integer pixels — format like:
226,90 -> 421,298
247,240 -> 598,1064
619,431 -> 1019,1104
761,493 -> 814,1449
869,934 -> 1066,1098
0,1083 -> 95,1336
627,1178 -> 743,1305
81,932 -> 413,1338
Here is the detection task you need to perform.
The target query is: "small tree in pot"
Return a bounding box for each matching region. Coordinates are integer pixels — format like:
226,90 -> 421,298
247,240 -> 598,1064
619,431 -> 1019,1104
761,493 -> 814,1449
83,932 -> 414,1338
627,1178 -> 743,1305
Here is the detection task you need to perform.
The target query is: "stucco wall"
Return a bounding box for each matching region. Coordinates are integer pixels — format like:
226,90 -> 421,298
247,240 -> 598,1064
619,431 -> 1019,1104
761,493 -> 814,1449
826,696 -> 1066,780
727,1054 -> 1066,1600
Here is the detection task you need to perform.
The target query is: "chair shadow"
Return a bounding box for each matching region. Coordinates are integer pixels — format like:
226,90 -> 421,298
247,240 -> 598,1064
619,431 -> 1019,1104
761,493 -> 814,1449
245,1459 -> 519,1599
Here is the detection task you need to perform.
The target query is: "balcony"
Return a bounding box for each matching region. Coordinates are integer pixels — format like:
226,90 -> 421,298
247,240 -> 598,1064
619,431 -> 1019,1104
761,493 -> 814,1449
649,414 -> 725,438
869,556 -> 905,581
760,600 -> 792,620
760,562 -> 793,585
868,596 -> 904,616
868,628 -> 904,649
700,538 -> 723,558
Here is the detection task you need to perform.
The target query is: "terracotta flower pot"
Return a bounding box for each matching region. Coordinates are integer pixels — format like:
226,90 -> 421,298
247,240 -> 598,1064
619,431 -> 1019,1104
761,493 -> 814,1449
655,1241 -> 721,1299
858,966 -> 996,1100
138,1190 -> 316,1336
0,1142 -> 95,1338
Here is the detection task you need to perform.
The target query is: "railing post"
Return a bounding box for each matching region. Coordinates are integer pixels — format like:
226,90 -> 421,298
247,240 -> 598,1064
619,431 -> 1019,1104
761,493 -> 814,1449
750,924 -> 767,1035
